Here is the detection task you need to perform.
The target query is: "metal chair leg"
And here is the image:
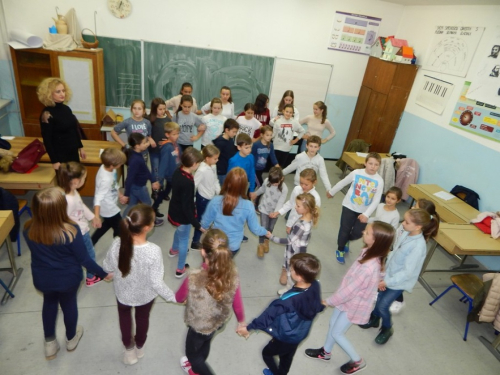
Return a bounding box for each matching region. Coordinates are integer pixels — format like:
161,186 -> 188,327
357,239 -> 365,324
429,285 -> 456,306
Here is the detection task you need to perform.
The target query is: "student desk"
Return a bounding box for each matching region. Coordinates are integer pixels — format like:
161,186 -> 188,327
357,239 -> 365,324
0,210 -> 23,304
407,184 -> 479,224
0,163 -> 56,190
4,137 -> 122,196
341,151 -> 390,171
419,223 -> 500,298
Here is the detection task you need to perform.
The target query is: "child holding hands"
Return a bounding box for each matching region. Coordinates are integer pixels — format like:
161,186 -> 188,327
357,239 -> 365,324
103,204 -> 176,365
237,253 -> 324,375
327,152 -> 384,265
305,221 -> 394,374
368,186 -> 402,230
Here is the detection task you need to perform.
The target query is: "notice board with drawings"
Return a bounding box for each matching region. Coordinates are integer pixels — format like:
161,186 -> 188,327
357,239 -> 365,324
82,35 -> 141,107
422,26 -> 484,77
143,42 -> 274,114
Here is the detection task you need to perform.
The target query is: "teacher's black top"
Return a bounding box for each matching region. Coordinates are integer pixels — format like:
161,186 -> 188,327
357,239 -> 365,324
40,102 -> 83,164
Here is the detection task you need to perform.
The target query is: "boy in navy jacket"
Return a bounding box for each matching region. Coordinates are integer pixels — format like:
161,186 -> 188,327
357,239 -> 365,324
238,253 -> 324,375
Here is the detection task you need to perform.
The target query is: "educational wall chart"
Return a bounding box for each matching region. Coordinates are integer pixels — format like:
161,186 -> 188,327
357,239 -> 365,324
449,81 -> 500,143
422,26 -> 484,77
328,11 -> 381,55
416,75 -> 454,115
466,26 -> 500,107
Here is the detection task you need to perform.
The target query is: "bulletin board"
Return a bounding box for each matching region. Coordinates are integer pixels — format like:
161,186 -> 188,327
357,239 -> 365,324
449,81 -> 500,143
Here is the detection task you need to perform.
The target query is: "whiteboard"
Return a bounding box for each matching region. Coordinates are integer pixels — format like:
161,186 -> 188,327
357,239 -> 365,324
269,58 -> 333,119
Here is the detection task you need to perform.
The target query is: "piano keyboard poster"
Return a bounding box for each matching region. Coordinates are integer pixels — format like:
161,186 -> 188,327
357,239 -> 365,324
449,81 -> 500,143
328,11 -> 381,55
416,75 -> 454,114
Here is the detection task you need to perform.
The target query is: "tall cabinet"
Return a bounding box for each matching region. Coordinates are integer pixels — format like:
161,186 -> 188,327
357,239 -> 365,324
343,57 -> 418,153
10,48 -> 105,140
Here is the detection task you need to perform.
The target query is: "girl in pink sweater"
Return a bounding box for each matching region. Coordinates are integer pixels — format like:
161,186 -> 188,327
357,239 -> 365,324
304,221 -> 394,375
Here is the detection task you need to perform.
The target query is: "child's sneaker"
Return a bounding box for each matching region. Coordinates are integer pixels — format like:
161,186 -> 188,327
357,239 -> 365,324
180,356 -> 191,373
304,347 -> 331,361
123,347 -> 138,365
86,275 -> 103,287
135,345 -> 144,359
389,301 -> 405,314
154,218 -> 164,227
262,369 -> 274,375
242,235 -> 249,243
344,241 -> 350,253
336,250 -> 345,264
169,248 -> 179,257
190,242 -> 202,250
175,264 -> 190,278
154,210 -> 164,218
340,358 -> 366,374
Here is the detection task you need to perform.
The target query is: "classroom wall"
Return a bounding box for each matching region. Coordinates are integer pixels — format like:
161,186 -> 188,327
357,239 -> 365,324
0,0 -> 406,157
392,5 -> 500,212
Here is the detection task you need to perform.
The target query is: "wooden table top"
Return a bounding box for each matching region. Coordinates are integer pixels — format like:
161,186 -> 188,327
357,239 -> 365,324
0,163 -> 56,189
434,223 -> 500,256
341,152 -> 390,169
0,211 -> 15,244
5,137 -> 122,165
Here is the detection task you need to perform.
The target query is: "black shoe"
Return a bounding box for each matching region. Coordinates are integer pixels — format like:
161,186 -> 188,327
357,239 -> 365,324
163,195 -> 170,201
304,347 -> 331,361
155,210 -> 164,218
151,189 -> 160,200
242,236 -> 248,243
191,242 -> 202,250
375,327 -> 394,345
358,315 -> 380,329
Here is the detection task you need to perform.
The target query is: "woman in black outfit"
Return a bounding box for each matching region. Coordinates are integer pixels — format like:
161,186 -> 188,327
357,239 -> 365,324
37,78 -> 86,170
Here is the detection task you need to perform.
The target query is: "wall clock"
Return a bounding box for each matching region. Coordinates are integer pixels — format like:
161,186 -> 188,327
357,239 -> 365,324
108,0 -> 132,19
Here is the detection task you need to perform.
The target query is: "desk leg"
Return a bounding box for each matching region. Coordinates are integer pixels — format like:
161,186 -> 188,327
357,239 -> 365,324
449,255 -> 479,270
418,239 -> 438,298
479,335 -> 500,362
0,237 -> 23,305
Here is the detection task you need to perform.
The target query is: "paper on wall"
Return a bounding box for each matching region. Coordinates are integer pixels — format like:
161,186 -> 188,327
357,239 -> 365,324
8,29 -> 43,49
415,75 -> 454,114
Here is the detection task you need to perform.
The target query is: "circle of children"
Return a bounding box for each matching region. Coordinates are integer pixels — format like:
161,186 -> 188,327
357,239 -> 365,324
26,82 -> 441,375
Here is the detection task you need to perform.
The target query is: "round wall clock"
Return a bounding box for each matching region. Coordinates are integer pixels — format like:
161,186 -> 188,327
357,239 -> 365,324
108,0 -> 132,19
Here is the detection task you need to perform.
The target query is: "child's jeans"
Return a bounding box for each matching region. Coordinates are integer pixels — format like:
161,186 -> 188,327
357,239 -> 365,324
217,174 -> 226,186
117,299 -> 154,349
262,338 -> 299,375
274,150 -> 289,168
124,185 -> 151,216
185,326 -> 216,375
82,232 -> 96,278
149,151 -> 160,182
192,192 -> 210,244
337,206 -> 367,250
372,287 -> 404,329
324,308 -> 361,361
259,213 -> 277,244
172,224 -> 191,270
42,284 -> 79,340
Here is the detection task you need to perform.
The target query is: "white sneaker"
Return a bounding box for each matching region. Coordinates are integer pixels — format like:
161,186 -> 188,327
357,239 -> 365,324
123,347 -> 138,365
135,345 -> 144,359
390,301 -> 405,314
180,356 -> 192,373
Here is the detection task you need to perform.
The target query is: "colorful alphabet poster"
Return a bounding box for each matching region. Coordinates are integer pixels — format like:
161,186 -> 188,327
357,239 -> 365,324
328,11 -> 382,55
449,81 -> 500,143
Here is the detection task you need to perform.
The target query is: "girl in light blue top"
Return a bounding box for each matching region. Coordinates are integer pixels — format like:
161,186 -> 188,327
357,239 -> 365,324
359,208 -> 439,345
201,167 -> 270,255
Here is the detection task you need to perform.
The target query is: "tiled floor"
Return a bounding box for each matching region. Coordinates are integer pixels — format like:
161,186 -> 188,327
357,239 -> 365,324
0,161 -> 499,374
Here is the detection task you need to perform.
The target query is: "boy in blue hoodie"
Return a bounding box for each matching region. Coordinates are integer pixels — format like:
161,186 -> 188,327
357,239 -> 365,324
237,253 -> 324,375
227,132 -> 257,200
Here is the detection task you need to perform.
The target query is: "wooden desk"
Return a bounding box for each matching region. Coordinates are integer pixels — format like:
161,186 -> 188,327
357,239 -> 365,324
419,223 -> 500,298
407,184 -> 479,224
4,137 -> 122,196
0,163 -> 56,190
341,151 -> 390,170
0,211 -> 23,304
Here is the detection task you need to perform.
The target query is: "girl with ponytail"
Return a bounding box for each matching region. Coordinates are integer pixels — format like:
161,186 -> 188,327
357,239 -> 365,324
175,229 -> 245,375
103,204 -> 176,366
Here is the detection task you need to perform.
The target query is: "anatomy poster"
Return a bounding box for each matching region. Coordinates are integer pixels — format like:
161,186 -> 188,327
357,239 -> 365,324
449,81 -> 500,143
466,26 -> 500,107
422,26 -> 484,77
328,11 -> 381,55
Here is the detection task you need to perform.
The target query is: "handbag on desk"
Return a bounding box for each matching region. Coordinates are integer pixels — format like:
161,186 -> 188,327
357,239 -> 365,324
11,139 -> 46,173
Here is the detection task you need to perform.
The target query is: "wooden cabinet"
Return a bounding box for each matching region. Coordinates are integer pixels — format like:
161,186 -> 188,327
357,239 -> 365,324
10,48 -> 105,140
343,57 -> 418,153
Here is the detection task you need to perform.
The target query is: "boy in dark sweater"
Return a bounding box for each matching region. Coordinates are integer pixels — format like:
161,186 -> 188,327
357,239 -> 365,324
212,118 -> 239,186
237,253 -> 324,375
167,147 -> 204,278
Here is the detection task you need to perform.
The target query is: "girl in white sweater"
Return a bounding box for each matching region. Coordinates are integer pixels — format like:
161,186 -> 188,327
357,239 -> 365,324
104,204 -> 176,365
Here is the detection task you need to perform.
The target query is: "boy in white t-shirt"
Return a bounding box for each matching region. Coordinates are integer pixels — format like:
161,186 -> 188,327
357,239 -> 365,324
327,152 -> 384,265
368,186 -> 402,229
91,148 -> 127,246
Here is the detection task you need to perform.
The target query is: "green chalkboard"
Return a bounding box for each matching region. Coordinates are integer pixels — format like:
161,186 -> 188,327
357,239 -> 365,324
82,35 -> 141,107
144,42 -> 274,114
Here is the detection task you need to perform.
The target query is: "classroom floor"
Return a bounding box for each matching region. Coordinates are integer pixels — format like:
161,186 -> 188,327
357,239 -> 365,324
0,161 -> 498,375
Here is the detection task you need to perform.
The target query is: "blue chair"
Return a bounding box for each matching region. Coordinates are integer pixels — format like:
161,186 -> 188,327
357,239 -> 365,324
429,274 -> 483,341
0,277 -> 14,298
17,199 -> 32,256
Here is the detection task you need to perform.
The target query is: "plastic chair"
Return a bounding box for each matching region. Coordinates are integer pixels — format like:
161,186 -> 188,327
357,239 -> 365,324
429,274 -> 483,341
17,199 -> 32,256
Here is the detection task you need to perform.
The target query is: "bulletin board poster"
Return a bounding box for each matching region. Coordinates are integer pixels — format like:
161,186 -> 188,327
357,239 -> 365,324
328,11 -> 381,55
422,26 -> 484,77
449,81 -> 500,143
